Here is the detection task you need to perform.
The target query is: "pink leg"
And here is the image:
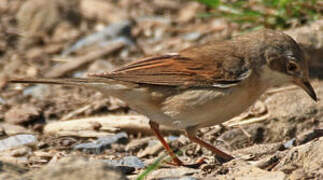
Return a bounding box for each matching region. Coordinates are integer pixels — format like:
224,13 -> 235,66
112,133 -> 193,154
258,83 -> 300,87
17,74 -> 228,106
185,128 -> 234,162
149,121 -> 183,166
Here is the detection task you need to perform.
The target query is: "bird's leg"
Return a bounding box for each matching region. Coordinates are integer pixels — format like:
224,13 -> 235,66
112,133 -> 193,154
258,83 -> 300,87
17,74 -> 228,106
149,121 -> 183,166
185,127 -> 234,163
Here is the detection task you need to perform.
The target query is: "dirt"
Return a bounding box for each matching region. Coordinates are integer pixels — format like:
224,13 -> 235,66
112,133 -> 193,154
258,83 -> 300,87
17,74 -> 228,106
0,0 -> 322,179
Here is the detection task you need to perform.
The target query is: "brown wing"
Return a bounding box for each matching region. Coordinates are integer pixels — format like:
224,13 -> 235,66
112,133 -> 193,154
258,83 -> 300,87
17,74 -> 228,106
90,48 -> 251,88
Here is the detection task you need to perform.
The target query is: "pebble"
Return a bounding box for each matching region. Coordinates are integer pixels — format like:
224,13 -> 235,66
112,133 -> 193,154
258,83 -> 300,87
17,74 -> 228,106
125,137 -> 152,152
62,20 -> 133,56
103,156 -> 144,174
0,123 -> 32,136
4,104 -> 42,125
147,167 -> 199,179
0,134 -> 37,152
104,156 -> 145,169
0,97 -> 5,104
25,156 -> 127,180
183,32 -> 201,41
10,147 -> 31,157
283,138 -> 296,149
22,84 -> 49,99
73,132 -> 128,153
163,177 -> 198,180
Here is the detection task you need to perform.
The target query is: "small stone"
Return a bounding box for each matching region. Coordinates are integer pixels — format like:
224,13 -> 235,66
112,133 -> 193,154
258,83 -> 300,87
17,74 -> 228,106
80,0 -> 127,24
0,134 -> 37,152
33,151 -> 53,160
37,142 -> 48,149
296,128 -> 323,145
73,132 -> 128,153
10,147 -> 31,157
24,156 -> 127,180
177,2 -> 201,23
103,156 -> 145,169
0,123 -> 32,136
137,140 -> 163,158
183,32 -> 201,41
0,161 -> 29,178
273,136 -> 323,177
283,138 -> 296,149
16,0 -> 61,46
4,104 -> 42,125
178,177 -> 198,180
216,160 -> 286,180
104,156 -> 145,174
125,137 -> 152,152
289,169 -> 307,180
29,156 -> 49,164
147,167 -> 199,179
22,85 -> 50,99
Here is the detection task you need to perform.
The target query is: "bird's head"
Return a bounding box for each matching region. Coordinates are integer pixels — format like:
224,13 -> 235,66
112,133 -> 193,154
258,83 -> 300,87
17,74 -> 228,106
262,30 -> 317,101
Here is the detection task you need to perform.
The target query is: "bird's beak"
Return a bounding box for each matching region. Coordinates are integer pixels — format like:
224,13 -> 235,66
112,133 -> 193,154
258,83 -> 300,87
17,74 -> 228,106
294,78 -> 318,102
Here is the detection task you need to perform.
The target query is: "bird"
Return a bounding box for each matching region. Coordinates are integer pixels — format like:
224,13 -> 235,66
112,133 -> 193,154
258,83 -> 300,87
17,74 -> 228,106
10,29 -> 317,166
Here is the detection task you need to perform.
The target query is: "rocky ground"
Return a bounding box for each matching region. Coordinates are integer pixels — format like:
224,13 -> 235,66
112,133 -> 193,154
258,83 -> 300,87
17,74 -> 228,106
0,0 -> 322,179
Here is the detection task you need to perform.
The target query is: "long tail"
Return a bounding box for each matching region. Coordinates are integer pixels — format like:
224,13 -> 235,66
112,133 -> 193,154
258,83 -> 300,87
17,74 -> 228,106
9,78 -> 109,86
9,77 -> 136,97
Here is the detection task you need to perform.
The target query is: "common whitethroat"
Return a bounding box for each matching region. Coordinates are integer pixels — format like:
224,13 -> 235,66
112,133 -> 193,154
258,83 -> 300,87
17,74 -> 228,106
10,29 -> 317,166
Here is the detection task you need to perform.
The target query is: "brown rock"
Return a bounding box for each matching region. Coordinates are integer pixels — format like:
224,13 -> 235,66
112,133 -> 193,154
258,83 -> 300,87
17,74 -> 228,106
24,156 -> 127,180
146,167 -> 199,179
125,137 -> 153,152
0,123 -> 32,135
177,2 -> 201,23
137,140 -> 163,158
16,0 -> 60,46
263,81 -> 322,142
273,137 -> 323,179
234,143 -> 283,159
215,160 -> 286,180
80,0 -> 128,23
0,161 -> 28,180
4,104 -> 42,125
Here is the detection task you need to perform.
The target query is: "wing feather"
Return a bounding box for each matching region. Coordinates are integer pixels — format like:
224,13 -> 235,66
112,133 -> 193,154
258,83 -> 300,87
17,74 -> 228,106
90,47 -> 251,88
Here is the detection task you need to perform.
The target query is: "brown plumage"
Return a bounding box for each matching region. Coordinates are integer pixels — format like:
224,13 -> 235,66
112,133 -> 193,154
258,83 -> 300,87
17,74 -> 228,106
9,29 -> 317,166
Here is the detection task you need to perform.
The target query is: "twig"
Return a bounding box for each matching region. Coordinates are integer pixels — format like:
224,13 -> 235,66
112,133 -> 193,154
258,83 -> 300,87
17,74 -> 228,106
60,104 -> 92,121
44,115 -> 182,137
224,114 -> 270,127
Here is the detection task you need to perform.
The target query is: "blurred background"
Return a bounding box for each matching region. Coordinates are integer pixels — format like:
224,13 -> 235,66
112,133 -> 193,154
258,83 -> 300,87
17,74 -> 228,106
0,0 -> 322,179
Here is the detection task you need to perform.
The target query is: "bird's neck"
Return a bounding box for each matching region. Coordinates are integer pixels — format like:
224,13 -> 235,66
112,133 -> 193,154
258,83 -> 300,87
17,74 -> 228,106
258,65 -> 291,88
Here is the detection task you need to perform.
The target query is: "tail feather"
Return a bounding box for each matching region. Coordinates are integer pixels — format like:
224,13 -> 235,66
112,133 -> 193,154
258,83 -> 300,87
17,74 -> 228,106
9,77 -> 138,91
9,78 -> 116,86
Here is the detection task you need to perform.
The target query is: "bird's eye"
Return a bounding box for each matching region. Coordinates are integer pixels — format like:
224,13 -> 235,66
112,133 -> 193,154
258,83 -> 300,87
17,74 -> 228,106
287,61 -> 299,72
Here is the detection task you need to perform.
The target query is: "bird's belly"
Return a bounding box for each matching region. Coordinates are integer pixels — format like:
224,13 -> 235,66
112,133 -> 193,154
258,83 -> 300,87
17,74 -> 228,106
161,86 -> 266,129
96,81 -> 266,130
